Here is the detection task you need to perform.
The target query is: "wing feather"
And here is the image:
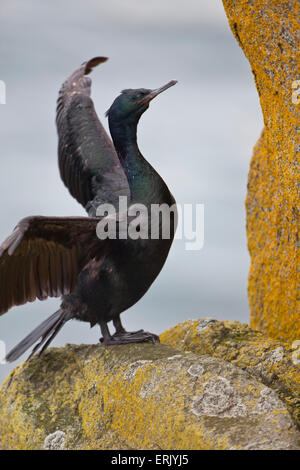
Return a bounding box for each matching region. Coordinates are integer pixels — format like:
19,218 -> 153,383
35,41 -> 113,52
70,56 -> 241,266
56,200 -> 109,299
56,57 -> 130,214
0,215 -> 108,316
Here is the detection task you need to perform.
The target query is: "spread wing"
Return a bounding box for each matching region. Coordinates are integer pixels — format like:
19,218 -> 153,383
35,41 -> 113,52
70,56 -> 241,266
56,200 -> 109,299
0,215 -> 109,316
56,57 -> 130,216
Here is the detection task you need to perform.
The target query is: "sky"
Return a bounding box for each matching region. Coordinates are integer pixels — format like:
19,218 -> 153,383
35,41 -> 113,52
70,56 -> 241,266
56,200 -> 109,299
0,0 -> 263,383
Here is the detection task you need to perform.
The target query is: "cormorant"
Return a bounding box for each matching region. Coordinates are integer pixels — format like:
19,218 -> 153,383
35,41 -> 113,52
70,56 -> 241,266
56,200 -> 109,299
0,57 -> 177,361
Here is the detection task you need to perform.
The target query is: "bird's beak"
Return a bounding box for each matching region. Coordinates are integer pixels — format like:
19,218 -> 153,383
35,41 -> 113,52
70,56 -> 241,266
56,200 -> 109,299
139,80 -> 177,105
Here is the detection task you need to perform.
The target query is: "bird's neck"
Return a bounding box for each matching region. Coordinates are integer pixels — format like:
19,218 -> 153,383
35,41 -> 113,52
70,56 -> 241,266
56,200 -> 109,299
110,120 -> 140,163
109,120 -> 167,206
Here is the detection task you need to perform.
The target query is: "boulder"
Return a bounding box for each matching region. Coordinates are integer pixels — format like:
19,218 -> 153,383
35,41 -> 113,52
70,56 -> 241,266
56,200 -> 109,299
0,328 -> 299,450
161,318 -> 300,428
222,0 -> 299,341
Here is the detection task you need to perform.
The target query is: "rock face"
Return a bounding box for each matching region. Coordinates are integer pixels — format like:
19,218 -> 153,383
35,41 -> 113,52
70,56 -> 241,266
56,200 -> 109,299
222,1 -> 299,341
161,319 -> 300,428
0,322 -> 299,450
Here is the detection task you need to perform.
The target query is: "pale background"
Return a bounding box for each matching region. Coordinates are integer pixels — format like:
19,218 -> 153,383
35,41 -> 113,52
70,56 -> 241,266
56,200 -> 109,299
0,0 -> 263,383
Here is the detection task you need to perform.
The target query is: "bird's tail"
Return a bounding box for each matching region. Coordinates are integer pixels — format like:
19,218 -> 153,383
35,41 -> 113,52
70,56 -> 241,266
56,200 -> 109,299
5,309 -> 70,362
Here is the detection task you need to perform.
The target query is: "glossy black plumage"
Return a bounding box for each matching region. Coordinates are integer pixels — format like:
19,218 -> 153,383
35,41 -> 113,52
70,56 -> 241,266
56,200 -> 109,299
0,57 -> 177,361
56,57 -> 130,215
0,216 -> 106,314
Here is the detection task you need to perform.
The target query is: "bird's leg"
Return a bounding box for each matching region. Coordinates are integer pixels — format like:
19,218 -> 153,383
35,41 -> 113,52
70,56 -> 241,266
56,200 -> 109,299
113,316 -> 143,336
112,316 -> 126,334
99,321 -> 113,344
99,315 -> 160,345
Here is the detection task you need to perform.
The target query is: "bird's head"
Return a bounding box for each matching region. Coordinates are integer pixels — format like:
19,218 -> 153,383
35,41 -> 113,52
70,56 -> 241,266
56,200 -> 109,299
106,80 -> 177,125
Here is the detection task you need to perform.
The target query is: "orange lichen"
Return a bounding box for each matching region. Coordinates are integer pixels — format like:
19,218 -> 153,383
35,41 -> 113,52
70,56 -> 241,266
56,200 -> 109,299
222,0 -> 300,341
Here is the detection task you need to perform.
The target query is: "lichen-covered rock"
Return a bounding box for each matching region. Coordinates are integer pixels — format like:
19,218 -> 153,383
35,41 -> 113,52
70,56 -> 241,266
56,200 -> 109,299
161,318 -> 300,428
222,1 -> 300,341
0,341 -> 299,450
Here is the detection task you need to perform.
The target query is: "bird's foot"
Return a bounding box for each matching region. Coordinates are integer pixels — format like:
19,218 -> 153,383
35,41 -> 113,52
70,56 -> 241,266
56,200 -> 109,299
99,330 -> 160,345
118,328 -> 144,335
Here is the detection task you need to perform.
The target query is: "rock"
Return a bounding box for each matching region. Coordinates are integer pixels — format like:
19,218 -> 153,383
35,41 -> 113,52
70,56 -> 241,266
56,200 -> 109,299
161,319 -> 300,428
0,338 -> 299,450
222,1 -> 300,341
44,430 -> 66,450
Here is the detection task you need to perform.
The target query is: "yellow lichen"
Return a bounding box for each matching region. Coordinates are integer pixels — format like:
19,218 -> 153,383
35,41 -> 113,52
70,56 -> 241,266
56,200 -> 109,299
161,319 -> 300,428
0,344 -> 220,450
222,0 -> 300,341
1,338 -> 298,450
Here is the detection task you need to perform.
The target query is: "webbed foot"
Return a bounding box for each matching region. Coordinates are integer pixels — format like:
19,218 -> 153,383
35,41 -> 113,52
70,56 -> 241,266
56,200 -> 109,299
99,330 -> 159,345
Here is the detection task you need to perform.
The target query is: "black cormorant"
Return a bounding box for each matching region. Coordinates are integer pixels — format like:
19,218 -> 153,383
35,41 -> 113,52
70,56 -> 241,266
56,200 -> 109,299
0,57 -> 177,361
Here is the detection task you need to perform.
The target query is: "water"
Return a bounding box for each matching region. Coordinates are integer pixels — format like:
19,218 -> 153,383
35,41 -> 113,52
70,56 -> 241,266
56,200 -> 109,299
0,0 -> 263,383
